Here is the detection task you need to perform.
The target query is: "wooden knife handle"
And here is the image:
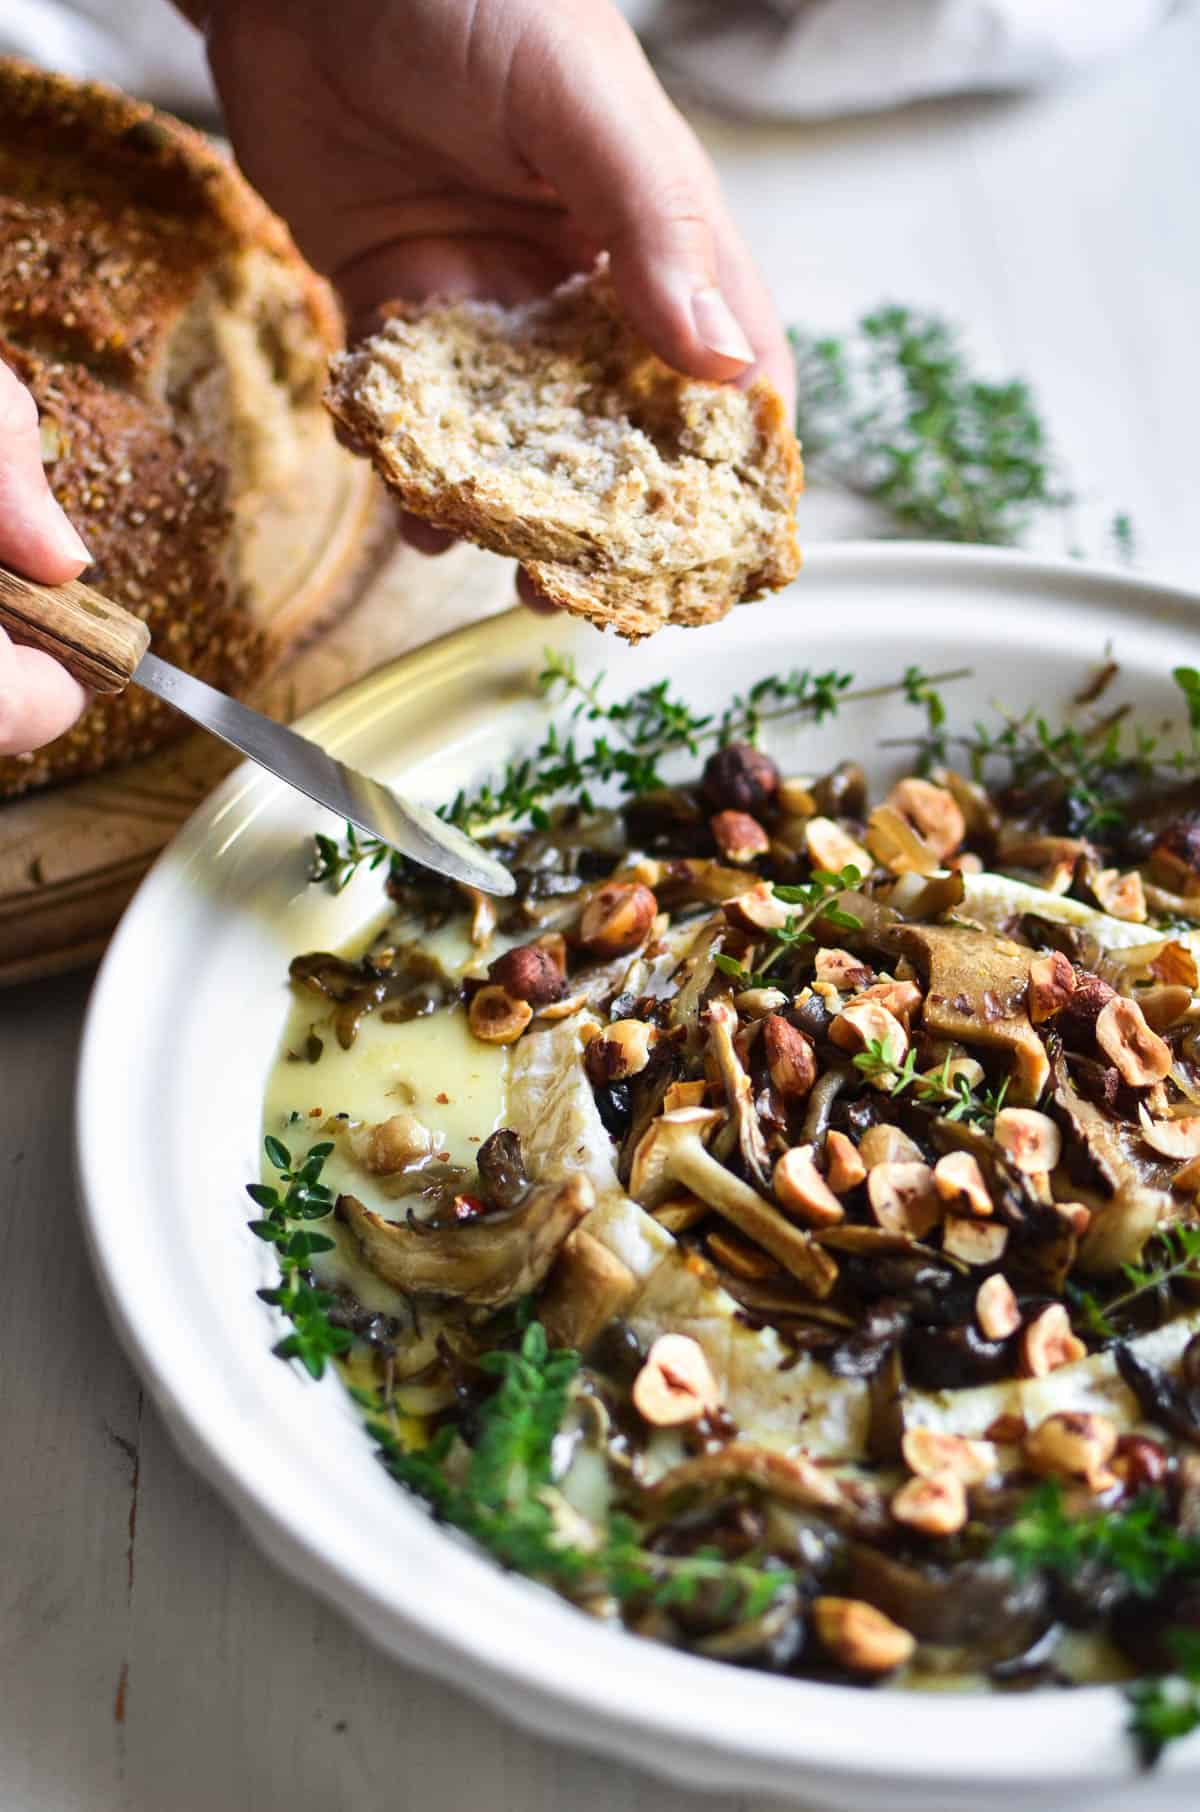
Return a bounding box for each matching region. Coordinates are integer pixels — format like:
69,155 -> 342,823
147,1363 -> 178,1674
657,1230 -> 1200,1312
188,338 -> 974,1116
0,564 -> 149,694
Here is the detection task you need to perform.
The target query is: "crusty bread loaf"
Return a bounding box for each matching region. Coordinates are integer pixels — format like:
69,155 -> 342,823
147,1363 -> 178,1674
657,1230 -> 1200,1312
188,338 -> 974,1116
0,58 -> 367,797
325,270 -> 802,641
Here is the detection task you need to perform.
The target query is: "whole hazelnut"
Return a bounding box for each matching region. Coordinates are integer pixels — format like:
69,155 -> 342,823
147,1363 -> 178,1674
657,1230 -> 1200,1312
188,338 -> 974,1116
487,942 -> 565,1006
701,741 -> 780,814
579,881 -> 657,957
762,1014 -> 817,1100
709,809 -> 771,864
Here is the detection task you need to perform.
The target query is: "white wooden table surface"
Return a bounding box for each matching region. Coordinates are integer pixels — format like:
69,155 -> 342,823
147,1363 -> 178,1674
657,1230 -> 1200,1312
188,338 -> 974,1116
4,15 -> 1199,1810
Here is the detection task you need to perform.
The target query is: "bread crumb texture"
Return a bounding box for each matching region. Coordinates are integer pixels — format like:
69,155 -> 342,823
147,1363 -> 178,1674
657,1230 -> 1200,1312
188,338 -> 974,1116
0,57 -> 342,796
326,271 -> 802,641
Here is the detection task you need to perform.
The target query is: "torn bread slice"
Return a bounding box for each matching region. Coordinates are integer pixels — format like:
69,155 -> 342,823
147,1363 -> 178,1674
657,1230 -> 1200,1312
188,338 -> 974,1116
325,268 -> 802,640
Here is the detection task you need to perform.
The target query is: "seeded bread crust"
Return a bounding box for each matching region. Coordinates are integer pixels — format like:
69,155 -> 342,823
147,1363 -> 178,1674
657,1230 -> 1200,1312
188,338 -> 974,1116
326,271 -> 802,641
0,58 -> 350,797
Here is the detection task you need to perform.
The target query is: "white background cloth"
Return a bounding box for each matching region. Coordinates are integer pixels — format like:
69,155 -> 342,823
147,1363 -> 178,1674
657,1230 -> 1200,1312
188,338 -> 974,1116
0,0 -> 1180,120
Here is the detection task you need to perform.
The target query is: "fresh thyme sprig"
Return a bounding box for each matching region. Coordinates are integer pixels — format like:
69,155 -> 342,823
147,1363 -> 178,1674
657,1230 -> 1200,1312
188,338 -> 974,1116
371,1320 -> 794,1621
790,306 -> 1071,546
1071,1223 -> 1200,1341
714,866 -> 863,988
247,1136 -> 354,1379
1130,1633 -> 1200,1765
851,1038 -> 1008,1126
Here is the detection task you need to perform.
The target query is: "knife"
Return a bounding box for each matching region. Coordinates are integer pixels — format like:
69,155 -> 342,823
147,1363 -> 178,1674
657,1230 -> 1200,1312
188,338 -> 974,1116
0,564 -> 515,898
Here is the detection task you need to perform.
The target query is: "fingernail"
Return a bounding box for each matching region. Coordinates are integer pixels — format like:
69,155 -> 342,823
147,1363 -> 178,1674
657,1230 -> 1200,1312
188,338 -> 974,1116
53,511 -> 93,567
691,287 -> 755,365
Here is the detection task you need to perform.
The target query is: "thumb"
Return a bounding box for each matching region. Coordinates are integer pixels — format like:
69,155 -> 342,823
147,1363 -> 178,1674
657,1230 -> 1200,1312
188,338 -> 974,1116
511,6 -> 756,381
0,359 -> 92,584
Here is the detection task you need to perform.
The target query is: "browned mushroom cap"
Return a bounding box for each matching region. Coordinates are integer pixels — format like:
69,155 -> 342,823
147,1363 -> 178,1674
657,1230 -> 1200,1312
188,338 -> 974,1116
640,1443 -> 846,1515
884,923 -> 1048,1104
628,1109 -> 838,1298
335,1174 -> 592,1307
537,1227 -> 639,1352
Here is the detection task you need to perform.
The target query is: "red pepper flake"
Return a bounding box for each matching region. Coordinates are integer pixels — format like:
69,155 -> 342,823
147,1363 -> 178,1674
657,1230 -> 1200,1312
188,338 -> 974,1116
451,1193 -> 488,1221
436,1092 -> 450,1104
438,1150 -> 452,1163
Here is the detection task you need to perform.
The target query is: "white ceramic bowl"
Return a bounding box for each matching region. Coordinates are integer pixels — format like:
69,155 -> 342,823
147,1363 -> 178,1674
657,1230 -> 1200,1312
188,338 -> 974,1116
76,544 -> 1200,1811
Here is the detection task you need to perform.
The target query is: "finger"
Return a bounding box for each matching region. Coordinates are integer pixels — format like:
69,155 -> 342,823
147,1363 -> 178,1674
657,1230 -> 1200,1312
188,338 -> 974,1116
0,624 -> 88,756
512,7 -> 759,383
516,568 -> 558,615
0,359 -> 92,582
337,232 -> 576,346
713,215 -> 796,415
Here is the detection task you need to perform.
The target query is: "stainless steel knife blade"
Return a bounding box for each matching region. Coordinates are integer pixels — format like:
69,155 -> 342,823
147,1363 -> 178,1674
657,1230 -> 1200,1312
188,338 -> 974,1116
133,651 -> 514,896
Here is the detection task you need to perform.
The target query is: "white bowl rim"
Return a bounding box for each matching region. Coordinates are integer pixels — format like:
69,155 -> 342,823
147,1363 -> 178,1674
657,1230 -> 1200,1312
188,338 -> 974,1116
74,540 -> 1200,1801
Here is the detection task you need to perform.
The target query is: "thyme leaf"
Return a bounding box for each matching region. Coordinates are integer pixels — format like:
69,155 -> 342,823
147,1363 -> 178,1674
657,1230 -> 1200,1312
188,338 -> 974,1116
249,1136 -> 353,1379
714,867 -> 863,988
851,1038 -> 1007,1126
1070,1223 -> 1200,1340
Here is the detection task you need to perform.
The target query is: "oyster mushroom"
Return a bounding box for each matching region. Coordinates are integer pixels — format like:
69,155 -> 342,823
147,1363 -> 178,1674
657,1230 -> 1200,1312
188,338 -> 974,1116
885,924 -> 1048,1104
628,1108 -> 838,1298
336,1173 -> 592,1307
641,1443 -> 845,1515
706,996 -> 773,1186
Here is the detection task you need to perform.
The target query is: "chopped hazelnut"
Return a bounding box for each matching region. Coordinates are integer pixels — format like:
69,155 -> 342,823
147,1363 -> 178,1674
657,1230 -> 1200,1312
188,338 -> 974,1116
487,942 -> 566,1006
933,1150 -> 993,1217
701,742 -> 780,814
467,984 -> 534,1044
1060,972 -> 1117,1035
631,1333 -> 721,1426
1054,1201 -> 1092,1236
985,1412 -> 1028,1446
858,1123 -> 925,1168
733,986 -> 789,1019
975,1272 -> 1021,1339
867,1161 -> 941,1238
723,882 -> 791,935
814,947 -> 875,991
1112,1433 -> 1169,1493
824,1129 -> 867,1194
710,809 -> 770,864
1095,995 -> 1173,1087
1019,1303 -> 1087,1377
1092,867 -> 1148,923
891,1467 -> 968,1536
579,881 -> 657,957
901,1427 -> 996,1486
803,815 -> 872,878
706,1228 -> 779,1280
942,1215 -> 1009,1266
762,1014 -> 817,1101
1137,1104 -> 1200,1159
854,977 -> 924,1026
773,1145 -> 845,1226
812,1597 -> 915,1673
584,1018 -> 659,1083
663,1079 -> 707,1113
349,1111 -> 434,1174
994,1107 -> 1063,1174
1028,951 -> 1077,1023
886,777 -> 966,863
1023,1411 -> 1119,1492
829,998 -> 909,1065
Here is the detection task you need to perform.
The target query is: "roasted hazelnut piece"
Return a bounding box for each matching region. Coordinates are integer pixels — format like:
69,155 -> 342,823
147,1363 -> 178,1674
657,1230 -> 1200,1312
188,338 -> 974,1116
723,882 -> 791,935
933,1150 -> 993,1217
858,1123 -> 924,1168
1095,995 -> 1173,1087
901,1427 -> 996,1485
709,809 -> 770,864
1137,1105 -> 1200,1158
487,942 -> 566,1006
773,1145 -> 845,1226
1028,950 -> 1077,1023
885,777 -> 966,863
1060,972 -> 1116,1036
1112,1433 -> 1169,1493
632,1332 -> 721,1426
1023,1411 -> 1119,1492
854,978 -> 924,1026
584,1019 -> 659,1083
762,1013 -> 817,1101
942,1216 -> 1008,1265
1092,867 -> 1147,923
579,881 -> 657,957
1019,1302 -> 1087,1377
993,1108 -> 1063,1174
812,1597 -> 915,1674
975,1272 -> 1021,1340
824,1129 -> 866,1193
804,815 -> 871,877
814,947 -> 875,991
829,998 -> 909,1065
734,986 -> 789,1018
701,742 -> 780,814
891,1468 -> 969,1536
467,984 -> 534,1044
867,1161 -> 941,1238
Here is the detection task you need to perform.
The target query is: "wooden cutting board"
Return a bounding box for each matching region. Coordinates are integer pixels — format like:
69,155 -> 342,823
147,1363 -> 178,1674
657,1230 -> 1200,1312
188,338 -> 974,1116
0,512 -> 517,986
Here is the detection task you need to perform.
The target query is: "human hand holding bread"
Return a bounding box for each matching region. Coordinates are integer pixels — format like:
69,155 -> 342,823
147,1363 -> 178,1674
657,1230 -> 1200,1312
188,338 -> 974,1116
0,0 -> 797,758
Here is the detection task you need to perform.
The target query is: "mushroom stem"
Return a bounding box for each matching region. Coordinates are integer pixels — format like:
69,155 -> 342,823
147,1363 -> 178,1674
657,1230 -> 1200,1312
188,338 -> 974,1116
706,995 -> 773,1186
